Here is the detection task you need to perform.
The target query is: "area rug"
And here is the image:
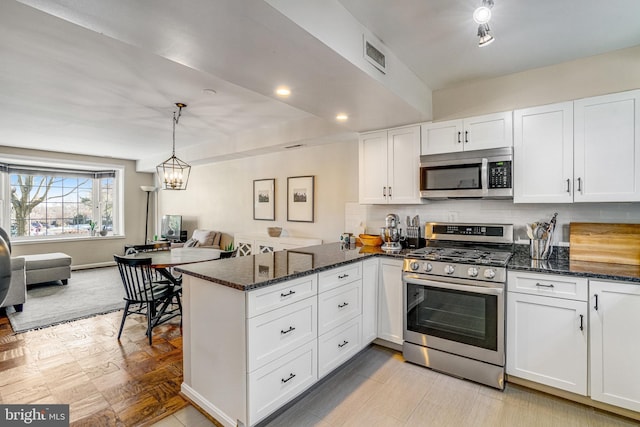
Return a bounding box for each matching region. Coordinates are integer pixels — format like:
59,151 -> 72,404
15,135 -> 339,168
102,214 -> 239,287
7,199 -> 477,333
7,266 -> 125,333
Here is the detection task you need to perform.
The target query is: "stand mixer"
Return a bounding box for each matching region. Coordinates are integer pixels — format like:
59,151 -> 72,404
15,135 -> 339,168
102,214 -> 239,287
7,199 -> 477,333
380,213 -> 402,251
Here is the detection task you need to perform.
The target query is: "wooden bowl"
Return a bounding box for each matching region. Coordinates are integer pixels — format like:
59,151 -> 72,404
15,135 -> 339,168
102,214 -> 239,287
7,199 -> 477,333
359,234 -> 382,246
267,227 -> 282,237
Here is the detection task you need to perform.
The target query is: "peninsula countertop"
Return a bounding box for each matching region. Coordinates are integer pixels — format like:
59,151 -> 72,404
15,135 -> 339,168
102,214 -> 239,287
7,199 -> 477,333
175,242 -> 408,291
176,242 -> 640,291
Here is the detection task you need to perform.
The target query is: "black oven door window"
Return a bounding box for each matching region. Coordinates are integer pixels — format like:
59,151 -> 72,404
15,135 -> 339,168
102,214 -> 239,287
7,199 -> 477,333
406,283 -> 498,351
421,164 -> 482,191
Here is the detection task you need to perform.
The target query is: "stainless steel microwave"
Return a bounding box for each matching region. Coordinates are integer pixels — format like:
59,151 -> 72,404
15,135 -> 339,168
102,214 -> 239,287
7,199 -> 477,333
419,147 -> 513,199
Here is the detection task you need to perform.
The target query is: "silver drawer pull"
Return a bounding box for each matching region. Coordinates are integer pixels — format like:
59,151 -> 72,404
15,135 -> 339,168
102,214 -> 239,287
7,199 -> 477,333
280,326 -> 296,335
280,290 -> 296,298
281,373 -> 296,383
338,340 -> 349,348
338,274 -> 349,279
338,302 -> 349,308
535,282 -> 554,288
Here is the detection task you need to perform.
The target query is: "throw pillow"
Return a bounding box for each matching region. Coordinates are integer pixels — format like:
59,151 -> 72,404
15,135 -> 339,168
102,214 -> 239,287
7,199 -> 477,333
212,232 -> 222,248
184,238 -> 199,248
192,229 -> 214,246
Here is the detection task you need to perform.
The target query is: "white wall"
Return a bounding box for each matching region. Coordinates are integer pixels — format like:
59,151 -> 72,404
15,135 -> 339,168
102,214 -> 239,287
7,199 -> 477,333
157,140 -> 358,243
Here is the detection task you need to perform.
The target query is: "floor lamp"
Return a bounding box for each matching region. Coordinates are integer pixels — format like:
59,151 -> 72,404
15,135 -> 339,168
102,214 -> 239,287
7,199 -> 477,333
140,186 -> 157,243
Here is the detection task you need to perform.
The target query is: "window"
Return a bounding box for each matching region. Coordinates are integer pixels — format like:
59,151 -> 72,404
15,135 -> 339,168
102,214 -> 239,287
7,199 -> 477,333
1,160 -> 123,241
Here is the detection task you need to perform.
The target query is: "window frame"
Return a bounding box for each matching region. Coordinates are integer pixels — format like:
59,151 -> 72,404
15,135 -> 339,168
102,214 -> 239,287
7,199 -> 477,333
0,155 -> 125,243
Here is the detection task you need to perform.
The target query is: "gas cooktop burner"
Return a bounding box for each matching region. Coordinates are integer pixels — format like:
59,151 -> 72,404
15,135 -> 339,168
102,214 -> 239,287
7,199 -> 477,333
407,246 -> 513,267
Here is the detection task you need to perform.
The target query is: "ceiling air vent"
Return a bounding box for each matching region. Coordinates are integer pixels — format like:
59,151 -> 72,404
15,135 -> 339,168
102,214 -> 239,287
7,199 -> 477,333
363,35 -> 386,74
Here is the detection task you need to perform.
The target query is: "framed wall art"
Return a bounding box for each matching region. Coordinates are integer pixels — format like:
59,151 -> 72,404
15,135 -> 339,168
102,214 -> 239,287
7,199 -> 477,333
253,178 -> 275,221
287,175 -> 314,222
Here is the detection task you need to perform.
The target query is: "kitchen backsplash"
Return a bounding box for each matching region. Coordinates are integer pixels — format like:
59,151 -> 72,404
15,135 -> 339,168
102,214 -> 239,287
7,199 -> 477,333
345,201 -> 640,246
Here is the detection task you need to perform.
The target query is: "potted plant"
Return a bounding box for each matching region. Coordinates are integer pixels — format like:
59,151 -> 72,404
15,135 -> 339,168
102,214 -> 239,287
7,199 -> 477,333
89,220 -> 97,236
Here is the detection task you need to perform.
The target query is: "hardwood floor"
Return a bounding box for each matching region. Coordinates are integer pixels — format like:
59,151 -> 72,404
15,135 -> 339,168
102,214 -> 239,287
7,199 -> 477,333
0,309 -> 194,426
1,310 -> 638,427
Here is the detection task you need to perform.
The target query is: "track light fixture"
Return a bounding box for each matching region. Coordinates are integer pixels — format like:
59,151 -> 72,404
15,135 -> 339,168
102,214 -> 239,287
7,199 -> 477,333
474,0 -> 495,47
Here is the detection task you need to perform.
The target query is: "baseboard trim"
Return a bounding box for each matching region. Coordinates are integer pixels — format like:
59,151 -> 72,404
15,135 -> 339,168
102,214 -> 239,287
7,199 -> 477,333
180,383 -> 237,427
71,261 -> 116,271
507,375 -> 640,422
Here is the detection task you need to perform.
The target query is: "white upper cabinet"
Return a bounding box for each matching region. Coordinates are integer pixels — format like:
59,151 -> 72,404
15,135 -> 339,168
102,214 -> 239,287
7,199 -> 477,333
514,102 -> 574,203
359,125 -> 422,204
574,90 -> 640,202
515,90 -> 640,203
421,111 -> 513,155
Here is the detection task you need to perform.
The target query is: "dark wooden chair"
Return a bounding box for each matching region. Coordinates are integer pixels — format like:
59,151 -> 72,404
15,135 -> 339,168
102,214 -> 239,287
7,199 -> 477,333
124,242 -> 181,285
114,255 -> 182,345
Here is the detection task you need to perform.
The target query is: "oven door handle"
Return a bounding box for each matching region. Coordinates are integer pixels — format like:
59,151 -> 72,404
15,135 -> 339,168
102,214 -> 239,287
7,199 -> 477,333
403,274 -> 503,296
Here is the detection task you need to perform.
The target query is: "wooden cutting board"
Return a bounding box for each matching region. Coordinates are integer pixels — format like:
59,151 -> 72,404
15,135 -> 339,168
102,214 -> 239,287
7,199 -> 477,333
569,223 -> 640,266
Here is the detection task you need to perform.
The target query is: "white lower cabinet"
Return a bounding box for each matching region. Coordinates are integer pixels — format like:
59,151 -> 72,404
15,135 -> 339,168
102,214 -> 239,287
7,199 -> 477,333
317,264 -> 363,378
318,316 -> 362,378
590,279 -> 640,412
506,292 -> 588,394
248,340 -> 318,425
507,271 -> 588,395
378,258 -> 404,345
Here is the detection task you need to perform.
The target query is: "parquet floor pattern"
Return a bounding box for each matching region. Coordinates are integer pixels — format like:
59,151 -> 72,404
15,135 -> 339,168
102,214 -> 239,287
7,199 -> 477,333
0,310 -> 192,426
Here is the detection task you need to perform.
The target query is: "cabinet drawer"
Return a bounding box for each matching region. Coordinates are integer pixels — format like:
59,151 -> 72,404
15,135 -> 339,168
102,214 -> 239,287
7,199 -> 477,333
247,297 -> 317,372
318,280 -> 362,335
318,262 -> 362,293
507,271 -> 588,301
248,340 -> 317,426
319,316 -> 362,378
247,275 -> 317,318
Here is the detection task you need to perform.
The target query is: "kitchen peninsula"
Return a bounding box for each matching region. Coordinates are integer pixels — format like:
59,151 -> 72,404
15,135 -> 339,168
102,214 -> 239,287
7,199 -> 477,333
176,242 -> 640,426
174,243 -> 402,427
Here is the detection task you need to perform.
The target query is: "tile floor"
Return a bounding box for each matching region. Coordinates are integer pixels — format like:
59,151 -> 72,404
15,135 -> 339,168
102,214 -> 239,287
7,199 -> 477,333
152,345 -> 639,427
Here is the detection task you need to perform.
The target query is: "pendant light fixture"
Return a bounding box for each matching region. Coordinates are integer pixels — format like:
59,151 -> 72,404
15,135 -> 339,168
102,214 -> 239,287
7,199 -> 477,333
474,0 -> 495,47
156,102 -> 191,190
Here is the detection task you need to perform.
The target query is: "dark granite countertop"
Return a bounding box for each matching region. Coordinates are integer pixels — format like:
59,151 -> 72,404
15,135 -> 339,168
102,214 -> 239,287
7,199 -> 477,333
178,242 -> 640,291
508,244 -> 640,283
175,242 -> 408,291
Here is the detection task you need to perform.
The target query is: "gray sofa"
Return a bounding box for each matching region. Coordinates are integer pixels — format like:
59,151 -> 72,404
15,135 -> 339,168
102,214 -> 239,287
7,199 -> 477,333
0,226 -> 26,312
3,257 -> 26,312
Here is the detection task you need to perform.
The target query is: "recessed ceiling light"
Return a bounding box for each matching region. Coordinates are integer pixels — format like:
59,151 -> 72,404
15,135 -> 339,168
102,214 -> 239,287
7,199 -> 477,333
275,87 -> 291,97
336,113 -> 349,122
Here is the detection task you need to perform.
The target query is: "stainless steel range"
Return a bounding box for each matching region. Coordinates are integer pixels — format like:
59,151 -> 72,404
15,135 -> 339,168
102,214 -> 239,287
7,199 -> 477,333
402,222 -> 514,390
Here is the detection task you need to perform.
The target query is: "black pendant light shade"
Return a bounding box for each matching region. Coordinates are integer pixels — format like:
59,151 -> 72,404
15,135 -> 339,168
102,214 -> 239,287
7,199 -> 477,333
157,103 -> 191,190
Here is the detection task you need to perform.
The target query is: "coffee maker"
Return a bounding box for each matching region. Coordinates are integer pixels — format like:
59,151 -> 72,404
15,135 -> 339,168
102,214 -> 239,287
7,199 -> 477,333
380,213 -> 402,251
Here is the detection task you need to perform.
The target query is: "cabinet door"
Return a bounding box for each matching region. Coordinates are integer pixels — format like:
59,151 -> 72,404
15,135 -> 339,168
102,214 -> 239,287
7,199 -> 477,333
359,131 -> 389,204
421,119 -> 463,155
513,102 -> 574,203
506,292 -> 587,395
574,90 -> 640,202
590,280 -> 640,412
463,111 -> 513,151
387,126 -> 422,204
377,258 -> 403,345
362,258 -> 379,346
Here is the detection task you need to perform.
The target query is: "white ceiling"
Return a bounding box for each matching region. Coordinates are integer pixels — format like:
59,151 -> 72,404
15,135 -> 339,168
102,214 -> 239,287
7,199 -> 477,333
2,0 -> 640,171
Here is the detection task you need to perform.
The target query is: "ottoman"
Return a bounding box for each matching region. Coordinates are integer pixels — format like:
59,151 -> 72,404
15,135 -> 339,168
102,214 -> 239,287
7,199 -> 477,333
23,252 -> 72,286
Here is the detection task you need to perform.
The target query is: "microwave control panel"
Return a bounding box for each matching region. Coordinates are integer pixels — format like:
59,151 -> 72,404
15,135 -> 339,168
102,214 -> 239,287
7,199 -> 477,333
488,161 -> 512,189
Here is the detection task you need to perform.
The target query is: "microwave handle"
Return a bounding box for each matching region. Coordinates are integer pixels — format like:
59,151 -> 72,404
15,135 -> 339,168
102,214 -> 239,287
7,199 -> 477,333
481,157 -> 488,192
